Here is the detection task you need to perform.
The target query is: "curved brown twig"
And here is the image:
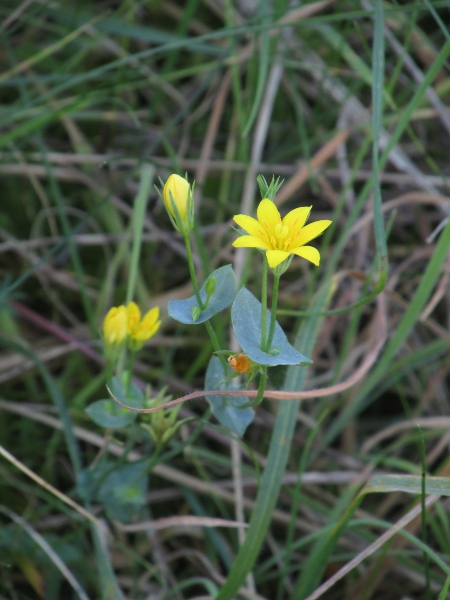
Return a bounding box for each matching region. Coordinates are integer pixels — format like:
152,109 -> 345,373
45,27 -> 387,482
108,293 -> 387,415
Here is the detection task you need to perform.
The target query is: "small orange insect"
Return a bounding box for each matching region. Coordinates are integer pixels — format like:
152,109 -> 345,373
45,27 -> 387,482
228,353 -> 253,374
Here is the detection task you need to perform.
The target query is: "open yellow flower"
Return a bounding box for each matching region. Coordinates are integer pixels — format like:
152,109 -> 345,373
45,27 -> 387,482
103,306 -> 128,348
233,199 -> 332,269
126,302 -> 161,348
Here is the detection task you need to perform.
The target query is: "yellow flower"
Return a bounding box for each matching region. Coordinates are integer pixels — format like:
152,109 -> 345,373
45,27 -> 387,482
233,199 -> 332,269
163,174 -> 193,234
103,306 -> 128,348
126,301 -> 161,348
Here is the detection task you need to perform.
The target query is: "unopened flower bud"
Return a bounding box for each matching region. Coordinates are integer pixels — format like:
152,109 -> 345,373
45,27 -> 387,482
163,174 -> 194,235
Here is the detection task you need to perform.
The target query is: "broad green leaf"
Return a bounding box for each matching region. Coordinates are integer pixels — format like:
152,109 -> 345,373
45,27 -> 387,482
86,377 -> 144,429
205,356 -> 254,437
98,460 -> 149,523
168,264 -> 236,324
85,400 -> 137,429
231,287 -> 312,367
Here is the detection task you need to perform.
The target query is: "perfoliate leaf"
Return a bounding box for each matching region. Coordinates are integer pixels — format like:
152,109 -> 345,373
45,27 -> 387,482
85,400 -> 137,429
231,287 -> 312,367
168,264 -> 236,324
205,356 -> 254,436
98,460 -> 149,522
86,376 -> 144,429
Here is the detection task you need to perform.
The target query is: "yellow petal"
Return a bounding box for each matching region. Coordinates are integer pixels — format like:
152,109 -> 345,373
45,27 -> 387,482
133,320 -> 161,343
234,214 -> 266,239
103,306 -> 128,347
282,206 -> 311,232
292,246 -> 320,266
257,199 -> 281,236
233,235 -> 271,250
266,249 -> 289,268
297,220 -> 332,246
142,306 -> 160,327
126,301 -> 141,321
130,306 -> 161,344
163,174 -> 190,221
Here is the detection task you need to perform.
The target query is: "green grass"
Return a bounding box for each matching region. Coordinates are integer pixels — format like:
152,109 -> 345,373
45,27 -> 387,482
1,1 -> 450,599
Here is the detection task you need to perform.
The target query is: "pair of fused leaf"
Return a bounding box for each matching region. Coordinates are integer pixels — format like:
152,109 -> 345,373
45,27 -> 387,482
103,302 -> 160,353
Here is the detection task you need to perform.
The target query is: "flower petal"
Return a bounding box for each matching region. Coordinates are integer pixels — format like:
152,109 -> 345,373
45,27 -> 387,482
292,245 -> 320,266
233,214 -> 266,239
257,199 -> 281,237
233,235 -> 271,250
142,306 -> 160,326
297,220 -> 332,246
282,206 -> 311,232
266,249 -> 289,268
126,301 -> 141,321
103,306 -> 128,347
163,174 -> 190,221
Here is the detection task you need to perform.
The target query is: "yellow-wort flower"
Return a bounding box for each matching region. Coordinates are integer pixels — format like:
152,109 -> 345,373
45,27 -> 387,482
126,301 -> 161,349
103,306 -> 128,348
233,199 -> 332,269
163,174 -> 194,235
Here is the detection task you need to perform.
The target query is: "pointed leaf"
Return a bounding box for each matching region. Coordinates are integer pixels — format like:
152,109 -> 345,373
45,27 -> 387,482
98,460 -> 148,522
85,376 -> 144,429
168,264 -> 236,324
85,400 -> 137,429
231,287 -> 312,367
205,356 -> 254,436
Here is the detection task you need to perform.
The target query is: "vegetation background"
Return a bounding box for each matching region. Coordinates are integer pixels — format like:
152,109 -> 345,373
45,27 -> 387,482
1,0 -> 450,598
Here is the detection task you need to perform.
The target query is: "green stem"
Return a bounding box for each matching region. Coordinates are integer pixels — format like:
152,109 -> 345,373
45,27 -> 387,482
260,256 -> 268,350
184,234 -> 204,309
106,359 -> 114,388
125,350 -> 136,395
240,367 -> 267,408
265,274 -> 280,351
255,368 -> 267,405
184,234 -> 227,370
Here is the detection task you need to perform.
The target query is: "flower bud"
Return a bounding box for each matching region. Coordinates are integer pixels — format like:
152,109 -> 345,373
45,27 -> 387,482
163,174 -> 194,235
205,276 -> 217,297
191,306 -> 201,322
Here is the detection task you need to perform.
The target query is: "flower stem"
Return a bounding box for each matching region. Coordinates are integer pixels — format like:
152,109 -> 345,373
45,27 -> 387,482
125,350 -> 136,395
184,234 -> 227,370
260,256 -> 268,350
205,321 -> 221,353
240,367 -> 267,408
184,234 -> 204,309
265,274 -> 280,351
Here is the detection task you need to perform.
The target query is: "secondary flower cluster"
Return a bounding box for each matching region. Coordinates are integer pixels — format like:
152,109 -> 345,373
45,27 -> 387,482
103,301 -> 161,353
